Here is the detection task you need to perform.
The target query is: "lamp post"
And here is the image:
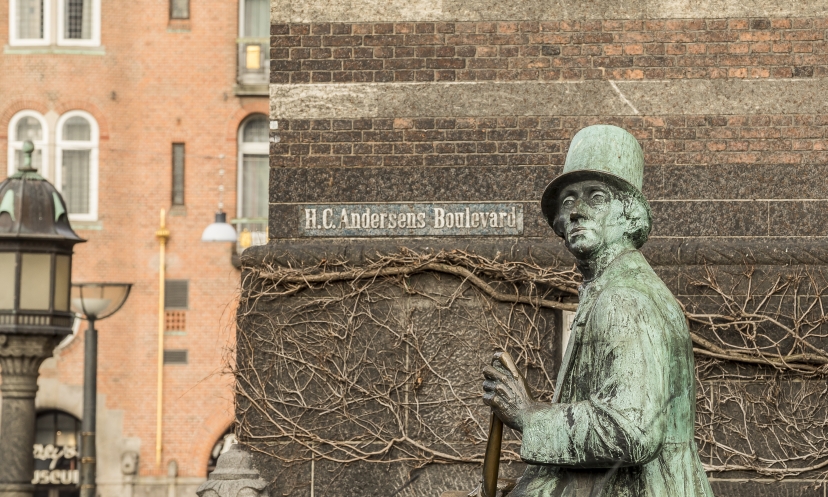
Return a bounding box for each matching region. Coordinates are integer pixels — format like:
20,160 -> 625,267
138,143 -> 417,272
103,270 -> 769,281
71,283 -> 131,497
0,141 -> 85,497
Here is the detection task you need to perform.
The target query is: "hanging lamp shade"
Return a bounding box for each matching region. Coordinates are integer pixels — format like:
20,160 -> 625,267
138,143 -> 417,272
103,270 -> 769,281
201,211 -> 237,242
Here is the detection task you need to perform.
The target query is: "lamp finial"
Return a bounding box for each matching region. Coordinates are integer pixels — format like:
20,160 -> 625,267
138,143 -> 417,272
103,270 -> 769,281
19,141 -> 37,172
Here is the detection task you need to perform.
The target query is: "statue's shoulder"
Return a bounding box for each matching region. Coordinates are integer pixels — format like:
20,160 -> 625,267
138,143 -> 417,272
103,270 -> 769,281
596,252 -> 685,329
596,252 -> 678,312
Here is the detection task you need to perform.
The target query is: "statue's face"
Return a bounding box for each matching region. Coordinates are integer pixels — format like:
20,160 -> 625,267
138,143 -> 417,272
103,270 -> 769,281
554,180 -> 630,260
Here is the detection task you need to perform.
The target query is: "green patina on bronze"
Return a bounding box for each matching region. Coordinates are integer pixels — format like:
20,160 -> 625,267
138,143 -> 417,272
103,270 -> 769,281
482,125 -> 713,496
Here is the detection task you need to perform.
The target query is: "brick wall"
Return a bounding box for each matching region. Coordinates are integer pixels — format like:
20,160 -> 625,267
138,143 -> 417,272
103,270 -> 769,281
0,0 -> 267,490
271,18 -> 828,84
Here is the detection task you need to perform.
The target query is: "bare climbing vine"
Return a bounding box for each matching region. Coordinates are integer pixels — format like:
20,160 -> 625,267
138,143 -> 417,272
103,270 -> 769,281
234,249 -> 828,481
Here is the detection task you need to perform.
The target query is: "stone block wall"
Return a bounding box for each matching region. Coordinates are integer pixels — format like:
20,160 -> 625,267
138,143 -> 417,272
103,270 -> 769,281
257,1 -> 828,495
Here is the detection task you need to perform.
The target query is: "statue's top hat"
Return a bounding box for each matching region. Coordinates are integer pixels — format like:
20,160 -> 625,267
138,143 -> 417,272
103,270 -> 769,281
540,124 -> 648,228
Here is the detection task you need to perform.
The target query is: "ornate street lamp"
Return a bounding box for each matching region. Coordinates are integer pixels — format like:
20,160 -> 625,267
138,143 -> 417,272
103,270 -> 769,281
0,141 -> 84,497
71,283 -> 131,497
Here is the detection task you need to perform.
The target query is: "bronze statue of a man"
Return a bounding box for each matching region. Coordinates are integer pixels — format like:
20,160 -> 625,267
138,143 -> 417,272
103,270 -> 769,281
482,125 -> 713,496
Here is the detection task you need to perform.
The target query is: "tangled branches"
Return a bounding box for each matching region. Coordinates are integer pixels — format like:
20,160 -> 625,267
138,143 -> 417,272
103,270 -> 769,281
687,266 -> 828,480
235,249 -> 828,481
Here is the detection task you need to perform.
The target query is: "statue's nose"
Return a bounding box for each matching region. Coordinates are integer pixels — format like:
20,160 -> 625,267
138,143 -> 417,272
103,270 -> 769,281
569,199 -> 586,221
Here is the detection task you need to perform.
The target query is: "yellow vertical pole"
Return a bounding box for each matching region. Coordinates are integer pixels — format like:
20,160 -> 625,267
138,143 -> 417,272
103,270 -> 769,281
155,209 -> 170,466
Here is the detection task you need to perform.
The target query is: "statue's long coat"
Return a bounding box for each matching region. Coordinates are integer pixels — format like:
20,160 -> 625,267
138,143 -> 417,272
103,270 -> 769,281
511,250 -> 713,497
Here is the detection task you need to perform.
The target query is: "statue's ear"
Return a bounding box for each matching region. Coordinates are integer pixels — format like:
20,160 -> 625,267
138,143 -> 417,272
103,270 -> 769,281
621,195 -> 651,247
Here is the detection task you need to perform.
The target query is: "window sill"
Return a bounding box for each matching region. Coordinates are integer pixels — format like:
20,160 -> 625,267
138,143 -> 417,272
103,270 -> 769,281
69,220 -> 103,231
4,45 -> 105,55
167,19 -> 191,33
234,83 -> 268,96
169,205 -> 187,216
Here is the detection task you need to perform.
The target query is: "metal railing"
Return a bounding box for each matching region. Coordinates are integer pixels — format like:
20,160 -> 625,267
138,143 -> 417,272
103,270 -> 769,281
237,38 -> 269,86
231,218 -> 268,253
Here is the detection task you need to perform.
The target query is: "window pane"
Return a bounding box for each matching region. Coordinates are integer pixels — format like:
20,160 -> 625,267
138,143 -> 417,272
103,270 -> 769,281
63,117 -> 91,141
17,0 -> 44,39
172,144 -> 185,205
242,117 -> 268,143
35,411 -> 57,445
62,150 -> 90,214
16,116 -> 43,141
170,0 -> 188,19
241,155 -> 268,218
0,253 -> 16,310
55,412 -> 79,446
243,0 -> 268,37
64,0 -> 91,39
20,253 -> 51,310
53,255 -> 71,312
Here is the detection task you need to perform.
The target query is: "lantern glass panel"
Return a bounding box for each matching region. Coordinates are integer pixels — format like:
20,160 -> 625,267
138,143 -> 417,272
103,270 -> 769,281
53,255 -> 70,311
20,253 -> 52,310
0,253 -> 15,310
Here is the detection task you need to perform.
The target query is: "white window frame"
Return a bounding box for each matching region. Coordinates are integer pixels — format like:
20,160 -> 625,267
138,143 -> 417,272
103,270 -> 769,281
237,114 -> 269,219
55,110 -> 99,221
56,0 -> 100,47
9,0 -> 52,46
7,110 -> 49,177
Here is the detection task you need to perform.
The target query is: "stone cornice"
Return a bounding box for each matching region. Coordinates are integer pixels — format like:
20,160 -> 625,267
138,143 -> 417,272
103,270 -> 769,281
243,237 -> 828,268
272,0 -> 828,23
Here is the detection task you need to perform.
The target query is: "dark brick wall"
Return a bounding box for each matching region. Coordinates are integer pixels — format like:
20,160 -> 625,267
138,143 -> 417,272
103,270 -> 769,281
273,114 -> 828,168
270,115 -> 828,240
271,19 -> 828,84
263,7 -> 828,496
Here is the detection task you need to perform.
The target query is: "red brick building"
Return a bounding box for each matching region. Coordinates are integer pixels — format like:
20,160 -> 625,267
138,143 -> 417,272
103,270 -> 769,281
1,0 -> 268,494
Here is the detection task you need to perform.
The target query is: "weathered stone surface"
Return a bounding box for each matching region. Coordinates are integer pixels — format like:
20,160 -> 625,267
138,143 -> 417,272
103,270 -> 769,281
708,480 -> 825,496
270,82 -> 630,119
272,0 -> 828,23
257,457 -> 525,497
271,81 -> 828,119
245,237 -> 828,269
196,445 -> 268,497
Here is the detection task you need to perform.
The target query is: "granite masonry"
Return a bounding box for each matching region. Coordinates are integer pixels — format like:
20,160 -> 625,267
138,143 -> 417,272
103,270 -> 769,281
236,1 -> 828,495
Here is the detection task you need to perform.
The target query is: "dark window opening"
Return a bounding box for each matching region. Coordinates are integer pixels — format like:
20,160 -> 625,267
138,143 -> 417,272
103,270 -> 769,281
172,143 -> 185,205
207,428 -> 237,475
164,280 -> 188,309
34,410 -> 81,495
64,0 -> 91,39
164,349 -> 188,364
170,0 -> 189,19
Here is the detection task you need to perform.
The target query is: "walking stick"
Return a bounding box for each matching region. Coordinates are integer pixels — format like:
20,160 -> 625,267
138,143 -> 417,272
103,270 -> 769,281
481,351 -> 521,497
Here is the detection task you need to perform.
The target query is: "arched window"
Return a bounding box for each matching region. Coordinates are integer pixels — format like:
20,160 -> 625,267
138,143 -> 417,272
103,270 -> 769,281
238,115 -> 268,219
236,114 -> 270,251
7,111 -> 48,177
236,115 -> 268,249
56,111 -> 98,221
33,410 -> 81,495
207,428 -> 237,475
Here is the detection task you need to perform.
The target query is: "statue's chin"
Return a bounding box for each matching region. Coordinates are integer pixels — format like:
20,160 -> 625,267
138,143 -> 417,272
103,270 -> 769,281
564,240 -> 597,260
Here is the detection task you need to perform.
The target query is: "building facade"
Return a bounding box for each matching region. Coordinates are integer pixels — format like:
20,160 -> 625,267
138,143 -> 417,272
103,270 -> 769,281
1,0 -> 268,494
253,0 -> 828,495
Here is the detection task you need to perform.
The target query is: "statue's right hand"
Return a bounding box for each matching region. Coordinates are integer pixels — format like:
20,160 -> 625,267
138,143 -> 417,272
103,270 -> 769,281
482,354 -> 533,431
